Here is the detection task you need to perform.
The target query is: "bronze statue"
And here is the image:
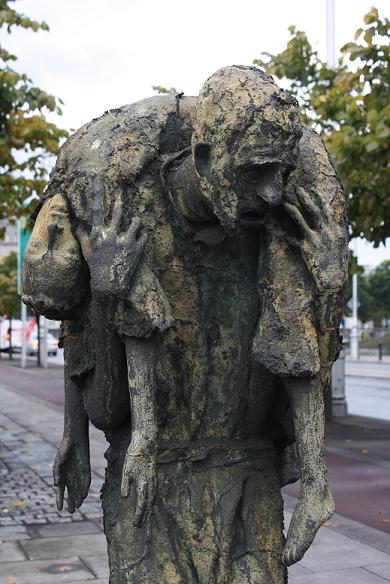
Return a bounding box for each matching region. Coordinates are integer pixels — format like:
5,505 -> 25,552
22,66 -> 348,583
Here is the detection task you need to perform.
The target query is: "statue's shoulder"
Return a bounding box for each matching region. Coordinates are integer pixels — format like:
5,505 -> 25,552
58,96 -> 196,174
43,96 -> 197,222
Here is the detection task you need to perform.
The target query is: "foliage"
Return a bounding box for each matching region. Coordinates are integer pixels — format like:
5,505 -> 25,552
360,330 -> 390,349
365,260 -> 390,324
0,0 -> 67,220
254,7 -> 390,246
152,85 -> 178,96
0,250 -> 19,317
347,260 -> 390,324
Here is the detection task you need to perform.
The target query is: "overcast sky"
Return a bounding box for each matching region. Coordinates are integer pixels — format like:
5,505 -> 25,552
6,0 -> 389,267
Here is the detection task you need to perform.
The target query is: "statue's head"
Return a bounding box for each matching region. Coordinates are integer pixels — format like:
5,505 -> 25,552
192,66 -> 302,231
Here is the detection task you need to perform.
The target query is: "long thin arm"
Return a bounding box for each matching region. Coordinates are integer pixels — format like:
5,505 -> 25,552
53,323 -> 90,513
282,377 -> 334,566
121,336 -> 158,527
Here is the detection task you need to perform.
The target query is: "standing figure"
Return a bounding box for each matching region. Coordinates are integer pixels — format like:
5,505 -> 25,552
22,66 -> 348,583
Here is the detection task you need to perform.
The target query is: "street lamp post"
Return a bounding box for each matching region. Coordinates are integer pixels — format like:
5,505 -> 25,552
326,0 -> 336,67
326,0 -> 348,417
350,273 -> 359,360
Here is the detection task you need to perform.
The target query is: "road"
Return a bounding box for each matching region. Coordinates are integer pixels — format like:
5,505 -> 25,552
1,355 -> 390,535
346,360 -> 390,422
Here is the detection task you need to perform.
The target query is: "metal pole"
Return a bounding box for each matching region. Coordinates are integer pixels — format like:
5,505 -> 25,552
40,315 -> 48,368
37,315 -> 41,367
331,344 -> 347,417
21,301 -> 27,368
350,273 -> 359,360
8,316 -> 13,360
326,0 -> 336,67
326,0 -> 347,416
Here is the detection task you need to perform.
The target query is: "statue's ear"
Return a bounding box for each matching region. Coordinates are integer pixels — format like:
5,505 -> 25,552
194,142 -> 212,180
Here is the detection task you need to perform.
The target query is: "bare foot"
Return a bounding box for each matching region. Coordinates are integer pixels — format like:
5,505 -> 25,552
283,486 -> 335,567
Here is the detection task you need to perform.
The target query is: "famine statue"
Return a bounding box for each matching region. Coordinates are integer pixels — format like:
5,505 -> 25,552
22,66 -> 348,583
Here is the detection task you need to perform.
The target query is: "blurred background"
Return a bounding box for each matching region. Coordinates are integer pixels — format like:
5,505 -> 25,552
0,1 -> 389,583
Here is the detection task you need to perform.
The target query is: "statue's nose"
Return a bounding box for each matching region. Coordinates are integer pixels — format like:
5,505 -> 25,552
255,165 -> 284,207
256,185 -> 283,206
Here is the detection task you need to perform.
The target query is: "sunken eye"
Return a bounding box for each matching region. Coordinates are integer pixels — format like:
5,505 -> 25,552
239,163 -> 280,185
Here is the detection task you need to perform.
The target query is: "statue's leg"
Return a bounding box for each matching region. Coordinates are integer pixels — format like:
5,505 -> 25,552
101,440 -> 286,584
283,377 -> 335,567
83,304 -> 130,431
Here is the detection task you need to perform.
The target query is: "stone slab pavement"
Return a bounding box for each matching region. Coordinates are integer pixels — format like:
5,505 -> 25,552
0,374 -> 390,583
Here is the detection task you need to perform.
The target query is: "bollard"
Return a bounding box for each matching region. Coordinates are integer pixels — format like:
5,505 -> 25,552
331,346 -> 348,417
378,342 -> 383,361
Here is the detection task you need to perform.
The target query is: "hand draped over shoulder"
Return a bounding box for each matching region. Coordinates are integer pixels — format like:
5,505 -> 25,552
253,127 -> 348,380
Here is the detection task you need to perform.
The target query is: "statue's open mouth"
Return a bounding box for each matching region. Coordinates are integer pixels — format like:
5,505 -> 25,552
238,209 -> 264,226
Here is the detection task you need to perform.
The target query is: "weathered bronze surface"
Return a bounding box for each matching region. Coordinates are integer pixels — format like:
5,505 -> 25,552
22,66 -> 348,583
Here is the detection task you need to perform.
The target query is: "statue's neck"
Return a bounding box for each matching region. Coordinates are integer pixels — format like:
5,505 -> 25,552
166,153 -> 214,224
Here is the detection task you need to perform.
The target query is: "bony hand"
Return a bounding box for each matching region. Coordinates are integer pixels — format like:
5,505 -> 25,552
121,446 -> 157,528
283,186 -> 348,292
85,185 -> 148,299
53,436 -> 91,514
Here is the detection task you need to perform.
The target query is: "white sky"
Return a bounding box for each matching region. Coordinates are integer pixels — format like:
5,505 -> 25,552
6,0 -> 389,267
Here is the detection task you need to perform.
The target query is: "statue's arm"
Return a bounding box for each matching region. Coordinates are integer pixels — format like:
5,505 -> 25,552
22,194 -> 88,320
53,332 -> 90,514
121,336 -> 157,527
282,129 -> 349,297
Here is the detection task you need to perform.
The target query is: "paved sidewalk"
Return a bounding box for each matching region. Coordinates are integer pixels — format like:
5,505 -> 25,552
0,381 -> 390,583
0,384 -> 108,583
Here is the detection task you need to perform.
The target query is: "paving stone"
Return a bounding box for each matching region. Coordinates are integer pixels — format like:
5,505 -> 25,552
23,517 -> 48,525
21,533 -> 107,560
0,525 -> 30,541
289,567 -> 389,584
0,556 -> 96,583
82,554 -> 109,579
0,541 -> 25,563
288,563 -> 312,577
36,521 -> 102,538
364,563 -> 390,582
300,537 -> 390,572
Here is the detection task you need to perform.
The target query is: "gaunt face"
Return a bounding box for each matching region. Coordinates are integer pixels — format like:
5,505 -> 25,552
193,121 -> 300,232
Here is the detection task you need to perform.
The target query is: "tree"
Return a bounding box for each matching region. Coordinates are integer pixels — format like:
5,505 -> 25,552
366,260 -> 390,325
152,85 -> 178,96
0,0 -> 67,220
254,7 -> 390,246
0,250 -> 19,317
357,274 -> 374,324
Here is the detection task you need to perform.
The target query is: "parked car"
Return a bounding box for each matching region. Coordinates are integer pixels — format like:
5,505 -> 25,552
0,318 -> 58,356
27,329 -> 58,356
0,319 -> 24,352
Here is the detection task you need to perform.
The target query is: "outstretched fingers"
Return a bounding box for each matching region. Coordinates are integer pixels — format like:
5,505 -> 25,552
111,194 -> 123,230
284,202 -> 313,240
133,478 -> 148,527
67,493 -> 76,514
92,176 -> 105,226
55,482 -> 65,511
121,462 -> 132,498
127,217 -> 142,241
295,187 -> 322,229
124,217 -> 148,253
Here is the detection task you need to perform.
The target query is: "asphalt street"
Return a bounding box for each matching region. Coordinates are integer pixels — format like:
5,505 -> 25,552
346,361 -> 390,422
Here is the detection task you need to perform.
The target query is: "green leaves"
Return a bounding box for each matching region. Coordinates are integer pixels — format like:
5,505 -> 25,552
0,250 -> 19,317
152,85 -> 178,96
0,0 -> 67,219
253,7 -> 390,246
0,0 -> 48,39
358,260 -> 390,324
